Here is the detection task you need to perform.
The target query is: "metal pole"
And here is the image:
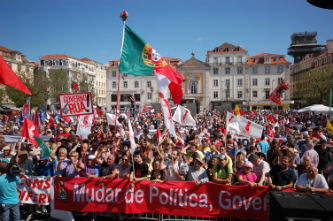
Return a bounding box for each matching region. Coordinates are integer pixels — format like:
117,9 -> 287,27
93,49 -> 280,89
329,88 -> 332,120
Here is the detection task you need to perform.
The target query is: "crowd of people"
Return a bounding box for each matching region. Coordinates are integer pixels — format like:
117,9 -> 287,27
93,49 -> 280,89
0,108 -> 333,219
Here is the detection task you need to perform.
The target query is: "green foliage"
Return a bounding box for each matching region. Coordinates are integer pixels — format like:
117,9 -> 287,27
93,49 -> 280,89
79,74 -> 95,102
48,69 -> 70,101
0,88 -> 5,105
5,70 -> 50,108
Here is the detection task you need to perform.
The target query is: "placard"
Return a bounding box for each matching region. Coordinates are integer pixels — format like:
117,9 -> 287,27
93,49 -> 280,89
58,92 -> 94,117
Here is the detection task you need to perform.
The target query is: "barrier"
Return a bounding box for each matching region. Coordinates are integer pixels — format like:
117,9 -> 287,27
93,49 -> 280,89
53,177 -> 269,221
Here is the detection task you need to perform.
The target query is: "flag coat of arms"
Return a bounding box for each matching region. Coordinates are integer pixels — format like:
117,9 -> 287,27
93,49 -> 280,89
119,25 -> 183,137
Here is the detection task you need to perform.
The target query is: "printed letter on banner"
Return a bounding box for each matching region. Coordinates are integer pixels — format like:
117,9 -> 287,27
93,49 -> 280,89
17,176 -> 52,205
54,177 -> 269,221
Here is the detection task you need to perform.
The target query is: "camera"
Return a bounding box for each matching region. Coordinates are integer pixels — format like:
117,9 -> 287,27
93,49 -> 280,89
8,163 -> 20,176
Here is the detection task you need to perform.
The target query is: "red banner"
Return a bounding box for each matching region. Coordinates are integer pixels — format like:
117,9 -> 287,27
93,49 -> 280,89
54,177 -> 269,220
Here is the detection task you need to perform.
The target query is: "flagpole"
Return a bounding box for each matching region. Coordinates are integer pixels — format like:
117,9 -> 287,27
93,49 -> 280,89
113,11 -> 128,156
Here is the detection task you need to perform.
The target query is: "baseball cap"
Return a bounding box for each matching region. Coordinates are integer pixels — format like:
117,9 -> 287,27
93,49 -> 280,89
217,154 -> 227,161
2,146 -> 10,151
244,161 -> 253,169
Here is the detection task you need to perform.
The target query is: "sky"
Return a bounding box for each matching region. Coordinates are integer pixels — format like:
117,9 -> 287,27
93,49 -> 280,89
1,0 -> 332,65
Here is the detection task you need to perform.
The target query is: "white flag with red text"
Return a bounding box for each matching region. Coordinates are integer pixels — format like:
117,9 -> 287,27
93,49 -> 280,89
226,112 -> 263,138
76,114 -> 93,139
172,105 -> 196,127
127,117 -> 136,153
156,73 -> 177,137
106,113 -> 121,127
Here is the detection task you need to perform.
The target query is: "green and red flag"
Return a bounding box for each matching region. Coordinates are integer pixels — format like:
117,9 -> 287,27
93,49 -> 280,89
34,136 -> 52,158
119,25 -> 183,105
71,81 -> 78,90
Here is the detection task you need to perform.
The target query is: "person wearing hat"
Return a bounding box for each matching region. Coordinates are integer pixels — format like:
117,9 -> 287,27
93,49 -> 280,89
212,154 -> 233,185
236,161 -> 258,187
17,150 -> 34,175
185,157 -> 209,185
0,145 -> 14,163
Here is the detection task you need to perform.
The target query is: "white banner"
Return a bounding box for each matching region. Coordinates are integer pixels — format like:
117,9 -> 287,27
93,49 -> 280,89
18,176 -> 52,205
226,112 -> 263,138
76,114 -> 94,139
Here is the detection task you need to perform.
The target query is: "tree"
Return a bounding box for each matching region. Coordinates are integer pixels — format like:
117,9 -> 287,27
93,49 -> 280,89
5,70 -> 50,108
79,73 -> 95,102
0,88 -> 5,105
48,69 -> 70,102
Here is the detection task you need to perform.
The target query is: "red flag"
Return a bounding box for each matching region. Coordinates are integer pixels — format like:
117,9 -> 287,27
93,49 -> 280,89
96,107 -> 104,117
47,117 -> 54,126
62,116 -> 71,122
0,55 -> 32,95
268,80 -> 290,105
268,115 -> 275,124
33,109 -> 41,130
143,106 -> 151,112
268,125 -> 275,138
155,128 -> 162,143
21,117 -> 40,146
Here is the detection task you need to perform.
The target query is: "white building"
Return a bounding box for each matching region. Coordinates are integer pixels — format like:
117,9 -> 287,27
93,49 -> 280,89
39,54 -> 107,107
106,58 -> 182,112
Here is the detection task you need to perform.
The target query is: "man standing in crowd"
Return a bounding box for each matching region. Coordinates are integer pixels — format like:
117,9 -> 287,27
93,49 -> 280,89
129,150 -> 148,187
267,156 -> 296,191
185,157 -> 209,185
296,166 -> 332,193
0,161 -> 21,221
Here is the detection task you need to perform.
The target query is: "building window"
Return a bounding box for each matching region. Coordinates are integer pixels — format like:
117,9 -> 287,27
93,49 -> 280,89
147,81 -> 151,88
147,92 -> 152,100
252,90 -> 257,98
265,78 -> 270,86
189,81 -> 198,94
237,91 -> 243,99
213,57 -> 218,64
225,68 -> 230,74
237,67 -> 243,74
265,66 -> 270,74
277,65 -> 283,73
278,78 -> 284,84
237,56 -> 242,64
252,78 -> 258,86
213,91 -> 218,98
123,81 -> 128,88
237,79 -> 243,87
252,66 -> 257,74
264,57 -> 270,63
112,82 -> 116,88
225,56 -> 230,64
226,79 -> 230,88
213,68 -> 219,75
112,71 -> 117,77
213,79 -> 218,87
265,90 -> 270,99
226,90 -> 230,98
134,81 -> 139,88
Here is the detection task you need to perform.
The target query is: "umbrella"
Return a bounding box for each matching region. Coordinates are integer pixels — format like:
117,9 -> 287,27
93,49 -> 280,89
297,104 -> 330,113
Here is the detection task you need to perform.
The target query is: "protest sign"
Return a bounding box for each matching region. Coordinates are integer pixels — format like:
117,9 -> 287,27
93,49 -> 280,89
54,177 -> 269,221
18,176 -> 52,205
58,92 -> 94,117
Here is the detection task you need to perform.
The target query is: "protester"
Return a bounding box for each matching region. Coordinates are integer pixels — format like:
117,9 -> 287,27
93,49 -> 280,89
267,156 -> 296,191
296,166 -> 332,193
236,161 -> 258,187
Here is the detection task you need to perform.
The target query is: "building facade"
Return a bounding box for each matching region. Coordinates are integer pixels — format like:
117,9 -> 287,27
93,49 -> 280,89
290,40 -> 333,106
39,54 -> 106,107
106,58 -> 182,112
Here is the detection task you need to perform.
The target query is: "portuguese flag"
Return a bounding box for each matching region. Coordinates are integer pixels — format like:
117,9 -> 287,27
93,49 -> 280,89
119,25 -> 183,104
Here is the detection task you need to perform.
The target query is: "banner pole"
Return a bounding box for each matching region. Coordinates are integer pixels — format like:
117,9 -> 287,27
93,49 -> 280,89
113,15 -> 127,156
329,88 -> 332,121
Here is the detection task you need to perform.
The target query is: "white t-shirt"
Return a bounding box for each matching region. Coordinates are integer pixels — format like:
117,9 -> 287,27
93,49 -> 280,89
296,173 -> 328,189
